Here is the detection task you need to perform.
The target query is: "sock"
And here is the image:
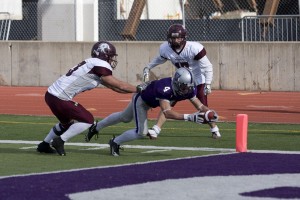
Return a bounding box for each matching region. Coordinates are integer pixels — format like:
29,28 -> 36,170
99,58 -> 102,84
44,123 -> 61,143
60,122 -> 92,141
210,125 -> 219,132
152,125 -> 161,134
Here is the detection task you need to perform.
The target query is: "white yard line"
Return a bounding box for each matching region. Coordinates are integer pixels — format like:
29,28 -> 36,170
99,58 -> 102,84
1,140 -> 300,154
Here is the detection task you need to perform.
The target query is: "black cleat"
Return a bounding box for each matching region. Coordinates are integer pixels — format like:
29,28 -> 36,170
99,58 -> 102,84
51,137 -> 66,156
85,121 -> 99,142
37,141 -> 56,153
108,137 -> 120,156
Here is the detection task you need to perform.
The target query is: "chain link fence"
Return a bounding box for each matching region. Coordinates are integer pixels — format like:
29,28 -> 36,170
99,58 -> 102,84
4,0 -> 300,41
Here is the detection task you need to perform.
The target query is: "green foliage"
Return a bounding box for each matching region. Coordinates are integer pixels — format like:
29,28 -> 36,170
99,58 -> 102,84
0,114 -> 300,176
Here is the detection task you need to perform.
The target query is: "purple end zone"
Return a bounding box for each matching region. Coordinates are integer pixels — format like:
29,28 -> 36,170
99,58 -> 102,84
0,153 -> 300,200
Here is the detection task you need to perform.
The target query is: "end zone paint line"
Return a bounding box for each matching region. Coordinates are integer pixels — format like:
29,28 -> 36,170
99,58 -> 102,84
1,140 -> 300,154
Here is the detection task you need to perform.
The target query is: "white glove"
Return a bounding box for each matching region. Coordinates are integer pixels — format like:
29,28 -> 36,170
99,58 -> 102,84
136,81 -> 150,93
143,67 -> 150,82
146,125 -> 161,140
204,84 -> 212,95
184,112 -> 205,124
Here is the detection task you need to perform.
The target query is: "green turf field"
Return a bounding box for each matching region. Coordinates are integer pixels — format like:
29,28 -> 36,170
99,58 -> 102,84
1,114 -> 300,177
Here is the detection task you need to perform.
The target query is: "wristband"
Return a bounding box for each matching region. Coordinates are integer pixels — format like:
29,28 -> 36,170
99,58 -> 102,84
183,114 -> 189,121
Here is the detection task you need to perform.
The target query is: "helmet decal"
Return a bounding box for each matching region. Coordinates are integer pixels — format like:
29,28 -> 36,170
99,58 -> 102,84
98,43 -> 110,53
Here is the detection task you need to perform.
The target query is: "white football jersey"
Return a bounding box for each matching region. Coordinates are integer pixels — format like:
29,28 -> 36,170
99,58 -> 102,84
48,58 -> 112,100
147,41 -> 213,85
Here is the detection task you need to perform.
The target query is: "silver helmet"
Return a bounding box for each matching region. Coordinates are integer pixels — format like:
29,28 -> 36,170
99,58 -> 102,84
172,68 -> 195,96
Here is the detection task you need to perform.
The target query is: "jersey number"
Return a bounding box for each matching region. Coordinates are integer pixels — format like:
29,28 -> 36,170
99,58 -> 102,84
66,61 -> 86,76
163,86 -> 171,92
174,62 -> 189,69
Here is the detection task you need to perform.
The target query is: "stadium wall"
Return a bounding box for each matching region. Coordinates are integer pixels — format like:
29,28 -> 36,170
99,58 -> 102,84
0,41 -> 299,92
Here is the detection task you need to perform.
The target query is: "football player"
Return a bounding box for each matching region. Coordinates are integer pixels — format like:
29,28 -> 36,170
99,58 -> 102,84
142,23 -> 221,139
86,68 -> 220,156
37,41 -> 144,156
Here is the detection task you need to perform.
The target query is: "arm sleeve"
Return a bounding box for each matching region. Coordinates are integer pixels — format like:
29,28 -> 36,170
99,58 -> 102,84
92,66 -> 112,77
147,43 -> 168,70
200,56 -> 213,84
147,55 -> 167,70
194,46 -> 213,85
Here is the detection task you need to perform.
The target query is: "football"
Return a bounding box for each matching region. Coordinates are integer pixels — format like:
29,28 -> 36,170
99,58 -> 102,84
203,110 -> 218,123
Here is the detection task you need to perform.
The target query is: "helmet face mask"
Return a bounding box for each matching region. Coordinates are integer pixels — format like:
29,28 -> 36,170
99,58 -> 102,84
91,41 -> 118,69
167,24 -> 187,49
109,55 -> 118,69
169,37 -> 184,49
172,68 -> 194,97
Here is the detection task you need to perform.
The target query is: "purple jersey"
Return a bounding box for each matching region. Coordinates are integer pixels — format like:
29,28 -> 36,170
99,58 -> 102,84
140,77 -> 196,108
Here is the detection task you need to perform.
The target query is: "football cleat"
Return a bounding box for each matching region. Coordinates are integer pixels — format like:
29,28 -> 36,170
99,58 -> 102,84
85,121 -> 99,142
37,141 -> 56,153
51,137 -> 66,156
108,136 -> 120,156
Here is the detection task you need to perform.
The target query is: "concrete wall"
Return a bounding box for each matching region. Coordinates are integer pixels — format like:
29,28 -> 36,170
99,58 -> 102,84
0,41 -> 299,91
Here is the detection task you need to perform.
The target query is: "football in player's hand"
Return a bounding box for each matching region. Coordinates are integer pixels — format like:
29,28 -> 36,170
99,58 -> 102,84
203,110 -> 218,123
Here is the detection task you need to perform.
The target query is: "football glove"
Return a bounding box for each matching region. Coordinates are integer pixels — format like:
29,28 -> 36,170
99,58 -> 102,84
204,84 -> 212,95
185,111 -> 205,124
143,67 -> 150,82
136,82 -> 150,93
146,125 -> 161,140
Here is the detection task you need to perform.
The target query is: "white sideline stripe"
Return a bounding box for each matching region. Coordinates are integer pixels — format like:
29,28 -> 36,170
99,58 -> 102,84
1,140 -> 300,154
0,140 -> 233,152
142,150 -> 170,153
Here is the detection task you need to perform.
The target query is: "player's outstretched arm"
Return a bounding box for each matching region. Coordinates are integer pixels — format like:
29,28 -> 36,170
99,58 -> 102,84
101,75 -> 137,93
159,100 -> 185,120
189,97 -> 209,112
189,97 -> 219,123
160,99 -> 218,124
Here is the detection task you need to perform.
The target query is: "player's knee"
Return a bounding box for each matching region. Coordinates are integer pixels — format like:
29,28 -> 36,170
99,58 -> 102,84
120,113 -> 133,123
137,128 -> 148,136
121,117 -> 132,123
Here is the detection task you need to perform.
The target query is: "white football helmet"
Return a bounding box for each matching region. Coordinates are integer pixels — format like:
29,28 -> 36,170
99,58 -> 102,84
172,68 -> 195,97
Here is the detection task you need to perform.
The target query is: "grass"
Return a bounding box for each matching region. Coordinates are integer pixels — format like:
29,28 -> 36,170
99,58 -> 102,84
0,114 -> 300,177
